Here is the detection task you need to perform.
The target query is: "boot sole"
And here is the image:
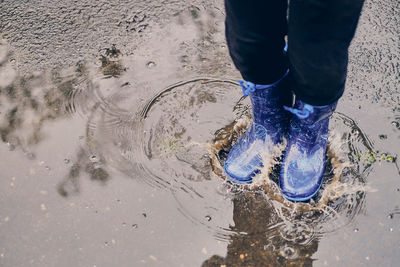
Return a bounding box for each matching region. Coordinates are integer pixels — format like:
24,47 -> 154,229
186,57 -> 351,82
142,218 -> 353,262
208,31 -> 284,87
224,164 -> 254,184
279,180 -> 323,202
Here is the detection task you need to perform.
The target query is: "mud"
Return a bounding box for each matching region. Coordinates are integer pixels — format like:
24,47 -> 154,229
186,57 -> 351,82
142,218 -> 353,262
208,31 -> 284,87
0,0 -> 399,266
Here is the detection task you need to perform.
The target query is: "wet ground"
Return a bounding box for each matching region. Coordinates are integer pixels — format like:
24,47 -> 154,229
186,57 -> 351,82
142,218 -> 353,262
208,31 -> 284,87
0,0 -> 399,266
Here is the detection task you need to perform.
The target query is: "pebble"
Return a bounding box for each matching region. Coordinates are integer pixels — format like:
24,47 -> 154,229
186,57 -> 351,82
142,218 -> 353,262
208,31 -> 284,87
149,255 -> 157,261
146,61 -> 156,68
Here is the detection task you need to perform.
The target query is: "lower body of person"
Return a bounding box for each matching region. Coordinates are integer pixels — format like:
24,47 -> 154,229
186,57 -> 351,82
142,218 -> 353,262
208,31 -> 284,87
223,0 -> 365,201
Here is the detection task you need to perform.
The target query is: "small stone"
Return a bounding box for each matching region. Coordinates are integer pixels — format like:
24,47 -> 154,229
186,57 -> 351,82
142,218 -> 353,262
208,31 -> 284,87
64,159 -> 70,164
389,228 -> 393,232
132,224 -> 138,229
149,255 -> 157,261
240,254 -> 245,260
365,256 -> 370,261
146,61 -> 156,69
378,134 -> 387,140
202,248 -> 207,255
205,215 -> 212,221
40,204 -> 47,211
4,216 -> 10,222
90,155 -> 99,163
354,228 -> 359,232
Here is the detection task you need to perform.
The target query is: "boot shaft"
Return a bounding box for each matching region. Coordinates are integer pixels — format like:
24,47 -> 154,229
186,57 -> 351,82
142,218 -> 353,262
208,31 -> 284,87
285,99 -> 337,147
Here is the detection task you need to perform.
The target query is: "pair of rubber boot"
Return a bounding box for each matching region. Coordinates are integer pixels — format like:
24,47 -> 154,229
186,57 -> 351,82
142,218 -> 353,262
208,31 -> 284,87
224,71 -> 337,202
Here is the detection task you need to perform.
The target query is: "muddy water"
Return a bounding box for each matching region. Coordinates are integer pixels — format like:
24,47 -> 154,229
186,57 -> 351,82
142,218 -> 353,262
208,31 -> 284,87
1,1 -> 399,266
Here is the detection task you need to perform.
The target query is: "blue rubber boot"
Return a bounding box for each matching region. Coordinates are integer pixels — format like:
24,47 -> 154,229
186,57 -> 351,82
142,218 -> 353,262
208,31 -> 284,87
224,70 -> 291,183
280,99 -> 337,201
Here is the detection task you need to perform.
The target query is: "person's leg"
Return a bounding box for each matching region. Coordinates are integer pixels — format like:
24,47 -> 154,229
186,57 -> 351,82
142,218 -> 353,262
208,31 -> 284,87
225,0 -> 288,84
280,0 -> 365,201
224,0 -> 291,183
288,0 -> 365,106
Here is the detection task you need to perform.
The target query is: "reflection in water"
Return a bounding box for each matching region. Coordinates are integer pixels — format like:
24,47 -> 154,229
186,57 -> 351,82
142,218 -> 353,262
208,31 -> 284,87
0,39 -> 113,194
202,193 -> 319,266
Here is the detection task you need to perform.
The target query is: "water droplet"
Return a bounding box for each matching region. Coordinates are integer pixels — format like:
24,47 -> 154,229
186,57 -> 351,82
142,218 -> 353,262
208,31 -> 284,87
64,159 -> 70,164
132,224 -> 138,229
388,214 -> 393,219
146,61 -> 156,69
389,228 -> 393,232
122,222 -> 127,227
45,166 -> 51,171
205,215 -> 212,221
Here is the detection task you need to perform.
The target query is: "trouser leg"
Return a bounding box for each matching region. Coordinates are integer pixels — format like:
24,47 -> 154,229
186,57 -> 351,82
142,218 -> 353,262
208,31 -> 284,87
288,0 -> 365,106
224,0 -> 288,84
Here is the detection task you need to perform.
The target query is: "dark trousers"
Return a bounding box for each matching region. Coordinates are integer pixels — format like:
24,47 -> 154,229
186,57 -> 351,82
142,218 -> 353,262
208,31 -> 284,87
225,0 -> 364,106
